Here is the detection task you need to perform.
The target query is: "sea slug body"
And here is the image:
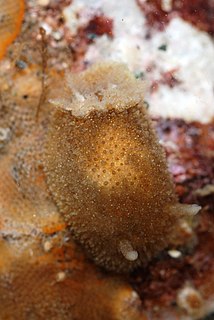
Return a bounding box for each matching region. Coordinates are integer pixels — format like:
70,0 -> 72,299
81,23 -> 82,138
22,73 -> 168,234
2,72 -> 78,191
45,62 -> 200,273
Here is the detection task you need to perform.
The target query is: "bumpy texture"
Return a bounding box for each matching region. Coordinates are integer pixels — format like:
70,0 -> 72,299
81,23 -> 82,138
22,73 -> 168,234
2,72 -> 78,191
0,235 -> 143,320
0,61 -> 144,320
45,62 -> 198,273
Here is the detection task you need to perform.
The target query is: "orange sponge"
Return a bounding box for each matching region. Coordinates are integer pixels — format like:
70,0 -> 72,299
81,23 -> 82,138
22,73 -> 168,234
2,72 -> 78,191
0,0 -> 25,60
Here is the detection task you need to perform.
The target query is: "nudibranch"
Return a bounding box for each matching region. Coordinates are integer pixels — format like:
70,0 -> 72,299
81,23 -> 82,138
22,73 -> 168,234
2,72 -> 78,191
0,0 -> 25,60
45,62 -> 200,273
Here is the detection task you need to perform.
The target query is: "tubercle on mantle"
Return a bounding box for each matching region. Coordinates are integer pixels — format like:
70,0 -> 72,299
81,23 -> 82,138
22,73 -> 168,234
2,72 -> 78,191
44,62 -> 201,273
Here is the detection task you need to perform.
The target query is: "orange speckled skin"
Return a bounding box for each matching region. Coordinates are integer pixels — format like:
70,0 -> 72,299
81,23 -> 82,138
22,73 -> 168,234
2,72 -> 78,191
44,63 -> 189,273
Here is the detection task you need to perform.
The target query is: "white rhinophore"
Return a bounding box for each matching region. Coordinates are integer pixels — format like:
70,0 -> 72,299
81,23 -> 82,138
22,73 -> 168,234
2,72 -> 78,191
169,203 -> 201,217
183,204 -> 201,216
119,240 -> 138,261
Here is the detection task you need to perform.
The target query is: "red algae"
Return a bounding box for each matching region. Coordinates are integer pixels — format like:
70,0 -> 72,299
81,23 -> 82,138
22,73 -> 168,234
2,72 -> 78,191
150,69 -> 181,93
131,119 -> 214,318
67,14 -> 113,71
85,15 -> 113,38
137,0 -> 214,35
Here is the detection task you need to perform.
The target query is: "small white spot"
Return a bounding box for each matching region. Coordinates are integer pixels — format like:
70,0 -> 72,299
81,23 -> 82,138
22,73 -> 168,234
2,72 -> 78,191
56,271 -> 66,282
43,240 -> 52,252
168,249 -> 182,259
39,22 -> 52,35
37,0 -> 50,6
53,31 -> 63,41
0,127 -> 10,148
161,0 -> 172,12
126,250 -> 138,261
179,221 -> 193,237
74,91 -> 85,102
119,240 -> 138,262
70,211 -> 78,216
